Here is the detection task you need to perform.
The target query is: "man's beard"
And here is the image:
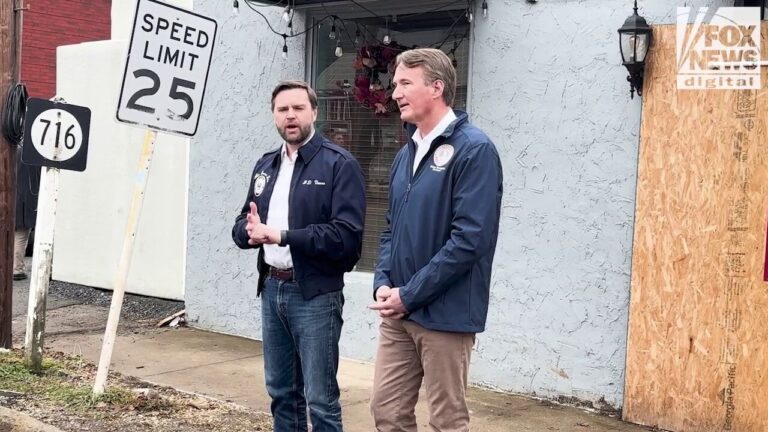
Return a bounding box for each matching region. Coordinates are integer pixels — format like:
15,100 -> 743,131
278,123 -> 312,145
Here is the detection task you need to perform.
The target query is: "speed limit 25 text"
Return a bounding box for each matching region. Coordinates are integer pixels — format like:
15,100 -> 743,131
140,13 -> 210,72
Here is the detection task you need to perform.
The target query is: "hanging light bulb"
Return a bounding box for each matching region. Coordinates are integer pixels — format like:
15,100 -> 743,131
466,9 -> 474,23
335,40 -> 343,58
282,35 -> 288,60
354,28 -> 361,45
383,18 -> 391,45
330,21 -> 337,40
282,6 -> 291,22
482,0 -> 488,18
232,0 -> 239,16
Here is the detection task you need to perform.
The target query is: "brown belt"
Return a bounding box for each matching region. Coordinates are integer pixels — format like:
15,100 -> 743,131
268,266 -> 295,281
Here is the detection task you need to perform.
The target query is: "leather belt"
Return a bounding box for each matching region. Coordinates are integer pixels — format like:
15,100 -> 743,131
268,266 -> 295,281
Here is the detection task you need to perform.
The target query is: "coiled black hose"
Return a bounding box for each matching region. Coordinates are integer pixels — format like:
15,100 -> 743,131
2,83 -> 28,145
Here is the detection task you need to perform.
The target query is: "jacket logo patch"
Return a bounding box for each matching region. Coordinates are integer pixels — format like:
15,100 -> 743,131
253,174 -> 268,196
302,179 -> 326,186
431,144 -> 455,172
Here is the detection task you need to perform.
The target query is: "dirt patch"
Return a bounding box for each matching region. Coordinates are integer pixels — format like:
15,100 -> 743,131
0,349 -> 272,431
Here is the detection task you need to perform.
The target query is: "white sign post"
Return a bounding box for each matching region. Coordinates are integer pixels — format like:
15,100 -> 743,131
22,98 -> 91,373
93,0 -> 216,395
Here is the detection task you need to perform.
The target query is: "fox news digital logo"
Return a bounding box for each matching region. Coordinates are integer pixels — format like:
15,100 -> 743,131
677,7 -> 760,90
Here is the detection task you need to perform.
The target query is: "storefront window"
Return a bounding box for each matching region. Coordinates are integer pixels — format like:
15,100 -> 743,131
311,10 -> 470,271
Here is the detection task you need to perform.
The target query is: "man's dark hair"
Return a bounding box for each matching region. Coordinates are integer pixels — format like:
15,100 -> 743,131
271,80 -> 318,111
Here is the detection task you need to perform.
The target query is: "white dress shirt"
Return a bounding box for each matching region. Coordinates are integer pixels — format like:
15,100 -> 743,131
412,110 -> 457,174
263,131 -> 314,269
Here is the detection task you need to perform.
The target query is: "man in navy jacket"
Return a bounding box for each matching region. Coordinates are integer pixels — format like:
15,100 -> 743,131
369,49 -> 503,431
232,80 -> 366,432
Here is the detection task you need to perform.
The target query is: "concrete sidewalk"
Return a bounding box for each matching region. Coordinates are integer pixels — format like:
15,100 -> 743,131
9,278 -> 652,431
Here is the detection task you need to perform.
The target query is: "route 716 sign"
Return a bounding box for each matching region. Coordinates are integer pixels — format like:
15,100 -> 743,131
22,98 -> 91,172
116,0 -> 217,137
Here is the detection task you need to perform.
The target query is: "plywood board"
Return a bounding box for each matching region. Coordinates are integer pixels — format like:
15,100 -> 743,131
624,23 -> 768,431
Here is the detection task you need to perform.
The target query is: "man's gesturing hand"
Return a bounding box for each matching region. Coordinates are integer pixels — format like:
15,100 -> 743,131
245,202 -> 281,245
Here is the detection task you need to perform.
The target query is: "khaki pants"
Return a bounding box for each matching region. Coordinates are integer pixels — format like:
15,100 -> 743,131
13,229 -> 30,275
371,318 -> 475,432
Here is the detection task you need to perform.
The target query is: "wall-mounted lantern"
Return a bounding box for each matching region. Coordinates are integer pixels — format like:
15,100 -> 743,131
618,0 -> 652,98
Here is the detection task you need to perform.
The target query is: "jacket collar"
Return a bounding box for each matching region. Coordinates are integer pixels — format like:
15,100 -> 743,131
270,131 -> 325,167
404,109 -> 468,143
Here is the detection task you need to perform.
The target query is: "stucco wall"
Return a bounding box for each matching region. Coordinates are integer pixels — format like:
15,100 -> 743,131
463,0 -> 731,407
185,0 -> 733,409
184,3 -> 306,335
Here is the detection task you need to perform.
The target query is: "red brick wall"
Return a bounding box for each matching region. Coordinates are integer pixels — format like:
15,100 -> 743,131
20,0 -> 111,99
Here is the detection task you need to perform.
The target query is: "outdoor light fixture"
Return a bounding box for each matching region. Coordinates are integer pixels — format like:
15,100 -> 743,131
618,0 -> 652,98
232,0 -> 239,16
383,18 -> 391,45
335,40 -> 343,57
482,0 -> 488,18
282,5 -> 292,22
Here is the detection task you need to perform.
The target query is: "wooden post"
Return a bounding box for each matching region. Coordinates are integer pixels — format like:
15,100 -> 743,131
23,166 -> 58,371
93,129 -> 157,395
0,0 -> 18,349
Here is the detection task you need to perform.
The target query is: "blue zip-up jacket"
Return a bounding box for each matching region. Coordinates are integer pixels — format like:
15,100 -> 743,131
374,111 -> 503,333
232,133 -> 366,299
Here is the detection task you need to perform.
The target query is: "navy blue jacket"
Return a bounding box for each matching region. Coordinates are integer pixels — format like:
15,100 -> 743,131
374,111 -> 503,333
233,133 -> 366,299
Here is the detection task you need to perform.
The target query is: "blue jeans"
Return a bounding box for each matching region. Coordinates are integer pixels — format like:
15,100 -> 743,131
261,277 -> 345,432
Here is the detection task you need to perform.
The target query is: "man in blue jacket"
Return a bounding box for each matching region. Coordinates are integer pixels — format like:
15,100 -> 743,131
369,49 -> 503,431
232,80 -> 366,432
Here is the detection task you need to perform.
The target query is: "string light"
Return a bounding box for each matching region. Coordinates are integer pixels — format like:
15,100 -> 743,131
234,1 -> 470,62
482,0 -> 488,18
383,18 -> 391,45
232,0 -> 239,16
335,40 -> 343,57
282,5 -> 291,22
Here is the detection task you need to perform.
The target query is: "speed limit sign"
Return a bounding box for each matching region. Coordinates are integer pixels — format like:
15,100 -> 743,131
115,0 -> 217,137
22,98 -> 91,171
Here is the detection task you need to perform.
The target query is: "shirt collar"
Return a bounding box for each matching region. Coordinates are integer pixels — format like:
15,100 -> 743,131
412,110 -> 457,147
281,129 -> 315,162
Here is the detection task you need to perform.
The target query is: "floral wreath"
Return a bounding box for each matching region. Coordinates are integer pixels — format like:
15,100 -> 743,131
353,43 -> 407,115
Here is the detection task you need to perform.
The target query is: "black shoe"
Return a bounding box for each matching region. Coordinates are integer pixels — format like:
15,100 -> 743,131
13,273 -> 27,281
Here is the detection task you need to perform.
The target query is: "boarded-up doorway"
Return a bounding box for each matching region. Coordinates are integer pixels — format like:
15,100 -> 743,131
624,23 -> 768,431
